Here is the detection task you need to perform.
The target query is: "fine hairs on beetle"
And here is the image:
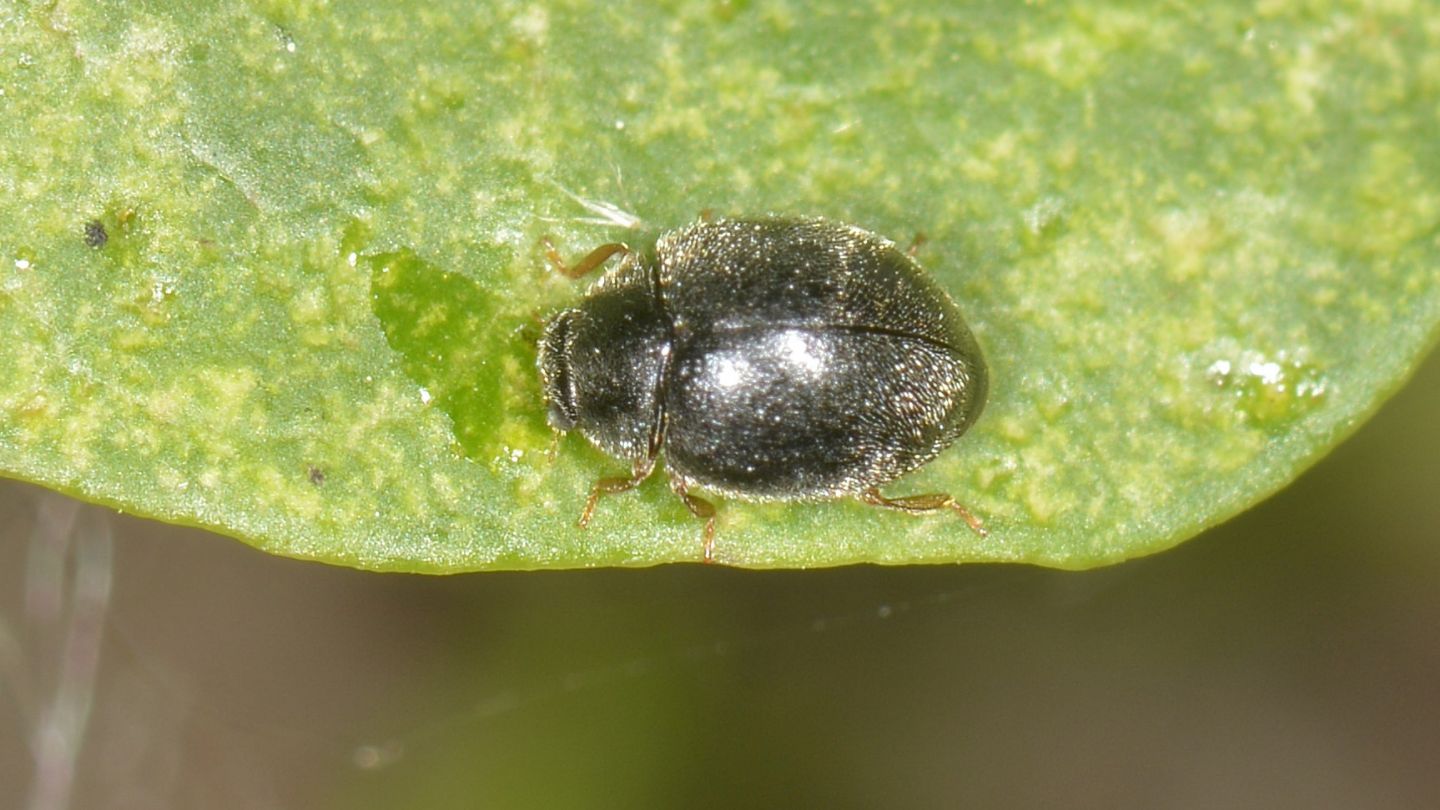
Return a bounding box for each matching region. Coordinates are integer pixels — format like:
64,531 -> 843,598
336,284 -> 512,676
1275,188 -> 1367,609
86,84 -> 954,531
538,216 -> 988,563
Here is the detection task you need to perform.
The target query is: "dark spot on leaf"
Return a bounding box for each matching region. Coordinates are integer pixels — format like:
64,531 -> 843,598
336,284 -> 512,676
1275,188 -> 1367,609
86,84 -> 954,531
308,466 -> 325,485
84,220 -> 108,248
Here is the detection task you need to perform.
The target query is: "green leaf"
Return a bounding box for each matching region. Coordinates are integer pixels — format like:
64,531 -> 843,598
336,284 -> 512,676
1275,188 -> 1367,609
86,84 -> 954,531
2,1 -> 1438,571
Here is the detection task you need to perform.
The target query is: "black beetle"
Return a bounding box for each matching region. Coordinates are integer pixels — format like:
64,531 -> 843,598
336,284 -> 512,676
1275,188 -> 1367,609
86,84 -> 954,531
538,217 -> 988,562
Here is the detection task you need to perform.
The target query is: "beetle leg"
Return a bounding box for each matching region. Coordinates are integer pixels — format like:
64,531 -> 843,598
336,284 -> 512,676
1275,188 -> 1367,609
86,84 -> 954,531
860,487 -> 988,537
577,456 -> 654,529
669,478 -> 718,564
904,232 -> 928,258
542,237 -> 630,279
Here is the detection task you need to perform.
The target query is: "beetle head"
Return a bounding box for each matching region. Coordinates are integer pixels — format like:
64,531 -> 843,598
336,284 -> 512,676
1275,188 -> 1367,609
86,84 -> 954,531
538,309 -> 580,431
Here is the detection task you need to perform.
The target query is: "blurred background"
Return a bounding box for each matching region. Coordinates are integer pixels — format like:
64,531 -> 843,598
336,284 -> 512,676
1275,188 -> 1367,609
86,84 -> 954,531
3,346 -> 1439,809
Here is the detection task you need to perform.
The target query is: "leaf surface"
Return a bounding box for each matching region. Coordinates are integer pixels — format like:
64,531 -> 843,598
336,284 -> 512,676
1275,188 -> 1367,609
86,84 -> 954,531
1,1 -> 1437,570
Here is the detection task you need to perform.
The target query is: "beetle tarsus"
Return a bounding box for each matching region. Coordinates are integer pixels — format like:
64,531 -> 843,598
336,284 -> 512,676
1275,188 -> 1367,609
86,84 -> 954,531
860,487 -> 987,537
670,478 -> 718,563
577,458 -> 654,529
543,237 -> 631,279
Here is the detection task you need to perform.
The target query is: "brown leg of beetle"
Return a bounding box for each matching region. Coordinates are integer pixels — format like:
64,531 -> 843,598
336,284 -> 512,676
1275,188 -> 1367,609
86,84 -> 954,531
578,457 -> 654,529
860,487 -> 987,537
670,479 -> 718,564
542,238 -> 630,279
905,232 -> 928,258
